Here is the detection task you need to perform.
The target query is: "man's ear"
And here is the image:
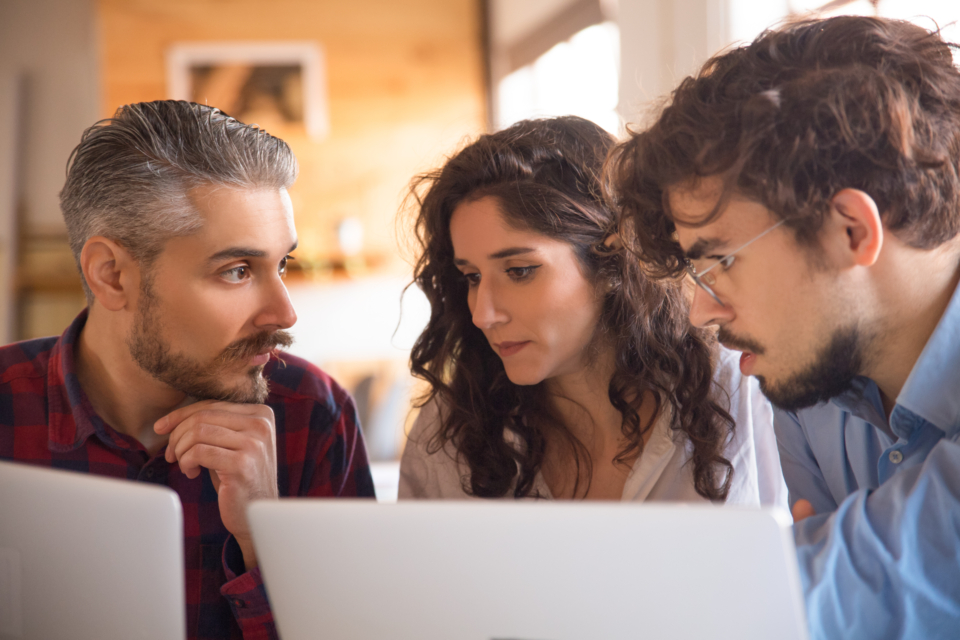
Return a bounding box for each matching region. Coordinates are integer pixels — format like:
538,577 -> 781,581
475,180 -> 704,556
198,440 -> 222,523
826,189 -> 884,268
80,236 -> 139,311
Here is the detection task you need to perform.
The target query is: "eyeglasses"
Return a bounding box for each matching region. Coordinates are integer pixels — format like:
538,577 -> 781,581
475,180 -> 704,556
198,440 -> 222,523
684,219 -> 786,306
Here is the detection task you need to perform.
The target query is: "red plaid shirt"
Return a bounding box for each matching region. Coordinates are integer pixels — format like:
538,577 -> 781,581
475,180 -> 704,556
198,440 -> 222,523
0,310 -> 375,640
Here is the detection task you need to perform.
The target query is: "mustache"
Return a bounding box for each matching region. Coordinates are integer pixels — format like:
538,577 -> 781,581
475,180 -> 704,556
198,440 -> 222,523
218,330 -> 294,365
716,327 -> 765,355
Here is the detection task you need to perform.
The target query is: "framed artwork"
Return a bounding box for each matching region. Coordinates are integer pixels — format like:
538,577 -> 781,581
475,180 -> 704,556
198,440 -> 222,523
166,41 -> 329,140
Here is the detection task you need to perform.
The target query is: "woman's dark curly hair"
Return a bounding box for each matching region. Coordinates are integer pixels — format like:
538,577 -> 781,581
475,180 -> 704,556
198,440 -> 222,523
408,116 -> 734,500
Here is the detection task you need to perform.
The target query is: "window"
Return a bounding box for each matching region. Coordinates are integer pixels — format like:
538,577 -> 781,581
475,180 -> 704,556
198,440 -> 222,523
496,22 -> 621,135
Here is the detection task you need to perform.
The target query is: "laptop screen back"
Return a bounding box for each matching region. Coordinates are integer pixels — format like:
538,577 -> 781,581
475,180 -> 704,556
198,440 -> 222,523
0,461 -> 185,640
249,500 -> 808,640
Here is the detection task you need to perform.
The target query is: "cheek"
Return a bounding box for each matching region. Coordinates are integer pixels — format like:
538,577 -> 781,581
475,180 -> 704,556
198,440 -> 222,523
163,285 -> 246,349
543,280 -> 602,338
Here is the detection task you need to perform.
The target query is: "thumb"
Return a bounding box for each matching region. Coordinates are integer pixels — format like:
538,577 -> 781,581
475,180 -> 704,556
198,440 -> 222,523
791,499 -> 816,523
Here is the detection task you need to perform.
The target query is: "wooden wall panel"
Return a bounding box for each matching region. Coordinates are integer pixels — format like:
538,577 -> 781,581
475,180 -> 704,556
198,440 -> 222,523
98,0 -> 487,272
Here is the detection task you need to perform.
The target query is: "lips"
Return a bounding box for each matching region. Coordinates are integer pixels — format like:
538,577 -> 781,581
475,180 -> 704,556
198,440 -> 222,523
495,341 -> 530,357
739,351 -> 756,375
251,352 -> 271,366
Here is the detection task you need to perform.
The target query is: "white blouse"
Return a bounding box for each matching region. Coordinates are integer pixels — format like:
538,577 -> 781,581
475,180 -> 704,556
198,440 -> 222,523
399,347 -> 788,508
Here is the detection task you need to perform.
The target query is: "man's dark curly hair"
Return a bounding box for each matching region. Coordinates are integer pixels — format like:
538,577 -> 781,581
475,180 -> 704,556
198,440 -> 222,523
408,116 -> 734,500
607,16 -> 960,277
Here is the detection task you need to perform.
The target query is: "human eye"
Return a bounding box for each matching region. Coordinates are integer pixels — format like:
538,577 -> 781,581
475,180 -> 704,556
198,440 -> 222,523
719,255 -> 736,270
279,255 -> 294,277
505,265 -> 540,281
461,271 -> 480,287
220,265 -> 250,283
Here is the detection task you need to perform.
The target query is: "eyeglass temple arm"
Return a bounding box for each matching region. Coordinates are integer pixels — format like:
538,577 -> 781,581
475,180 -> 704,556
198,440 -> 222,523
696,218 -> 787,277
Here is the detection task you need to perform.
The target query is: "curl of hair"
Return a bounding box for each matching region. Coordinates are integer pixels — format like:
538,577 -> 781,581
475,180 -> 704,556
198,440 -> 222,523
606,16 -> 960,277
60,100 -> 299,300
408,116 -> 734,500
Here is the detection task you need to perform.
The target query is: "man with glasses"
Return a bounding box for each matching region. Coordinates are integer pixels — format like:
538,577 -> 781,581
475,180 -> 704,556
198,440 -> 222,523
610,16 -> 960,640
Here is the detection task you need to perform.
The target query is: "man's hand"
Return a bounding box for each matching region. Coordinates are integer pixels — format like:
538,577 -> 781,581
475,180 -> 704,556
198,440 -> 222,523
155,400 -> 279,570
791,499 -> 816,523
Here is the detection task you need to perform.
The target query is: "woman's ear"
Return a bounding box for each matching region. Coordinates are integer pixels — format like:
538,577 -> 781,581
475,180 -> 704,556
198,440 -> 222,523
825,189 -> 884,268
80,237 -> 139,311
601,232 -> 624,251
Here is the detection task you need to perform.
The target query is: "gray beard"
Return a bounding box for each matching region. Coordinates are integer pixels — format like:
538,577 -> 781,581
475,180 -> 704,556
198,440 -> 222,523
126,282 -> 273,404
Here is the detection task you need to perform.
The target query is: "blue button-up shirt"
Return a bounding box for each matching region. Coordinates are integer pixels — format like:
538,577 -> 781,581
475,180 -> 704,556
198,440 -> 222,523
774,285 -> 960,639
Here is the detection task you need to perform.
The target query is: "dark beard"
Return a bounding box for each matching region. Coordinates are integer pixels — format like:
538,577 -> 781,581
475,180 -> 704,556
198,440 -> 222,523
757,324 -> 863,412
127,280 -> 293,404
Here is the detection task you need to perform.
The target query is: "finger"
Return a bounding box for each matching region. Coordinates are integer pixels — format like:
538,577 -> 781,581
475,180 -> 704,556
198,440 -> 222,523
168,410 -> 274,454
155,400 -> 265,434
172,423 -> 247,464
791,499 -> 816,523
177,443 -> 241,480
163,409 -> 275,463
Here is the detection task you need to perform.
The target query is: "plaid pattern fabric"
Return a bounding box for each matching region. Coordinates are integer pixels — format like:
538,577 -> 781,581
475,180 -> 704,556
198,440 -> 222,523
0,310 -> 376,640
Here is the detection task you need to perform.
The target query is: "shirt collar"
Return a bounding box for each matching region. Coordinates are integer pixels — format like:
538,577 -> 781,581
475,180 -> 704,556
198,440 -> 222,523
828,376 -> 889,433
47,309 -> 135,453
896,280 -> 960,438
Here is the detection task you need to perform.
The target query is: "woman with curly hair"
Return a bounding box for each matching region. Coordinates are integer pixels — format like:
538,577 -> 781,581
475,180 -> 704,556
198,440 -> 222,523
399,116 -> 785,504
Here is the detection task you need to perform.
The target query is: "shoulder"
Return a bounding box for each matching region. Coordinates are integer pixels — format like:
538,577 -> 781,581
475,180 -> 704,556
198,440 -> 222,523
406,395 -> 445,444
399,395 -> 475,499
265,351 -> 351,406
264,351 -> 358,434
403,395 -> 459,466
0,336 -> 59,385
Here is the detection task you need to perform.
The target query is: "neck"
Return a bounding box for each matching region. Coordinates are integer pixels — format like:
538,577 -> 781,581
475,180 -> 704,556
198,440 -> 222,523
75,304 -> 188,455
866,239 -> 960,416
544,346 -> 625,450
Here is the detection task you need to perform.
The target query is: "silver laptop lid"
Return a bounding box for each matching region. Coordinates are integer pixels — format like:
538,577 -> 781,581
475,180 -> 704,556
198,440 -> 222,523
249,500 -> 808,640
0,461 -> 185,640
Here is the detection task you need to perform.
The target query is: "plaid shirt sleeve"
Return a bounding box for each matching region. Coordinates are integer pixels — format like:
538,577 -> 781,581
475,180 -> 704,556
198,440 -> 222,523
216,352 -> 376,639
221,536 -> 276,640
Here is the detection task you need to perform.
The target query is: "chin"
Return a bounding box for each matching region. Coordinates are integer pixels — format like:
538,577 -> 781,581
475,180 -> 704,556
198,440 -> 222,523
200,369 -> 269,404
502,366 -> 546,387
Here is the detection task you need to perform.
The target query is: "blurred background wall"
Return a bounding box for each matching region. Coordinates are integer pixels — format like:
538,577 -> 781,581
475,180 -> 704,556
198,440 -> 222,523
1,0 -> 958,499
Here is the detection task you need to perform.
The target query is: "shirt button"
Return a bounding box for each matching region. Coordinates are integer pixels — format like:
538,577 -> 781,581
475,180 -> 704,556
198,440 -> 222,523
889,450 -> 903,464
232,599 -> 245,609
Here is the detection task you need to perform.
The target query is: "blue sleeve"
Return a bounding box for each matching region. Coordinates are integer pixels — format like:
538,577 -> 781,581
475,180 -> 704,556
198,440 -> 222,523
792,439 -> 960,640
773,408 -> 838,514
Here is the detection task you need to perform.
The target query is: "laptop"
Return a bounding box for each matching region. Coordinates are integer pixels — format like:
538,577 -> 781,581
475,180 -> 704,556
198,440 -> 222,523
0,461 -> 185,640
249,500 -> 808,640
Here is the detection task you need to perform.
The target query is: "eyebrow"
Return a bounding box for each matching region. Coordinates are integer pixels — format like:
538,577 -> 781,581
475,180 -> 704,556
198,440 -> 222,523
207,241 -> 299,265
684,237 -> 728,261
454,246 -> 536,266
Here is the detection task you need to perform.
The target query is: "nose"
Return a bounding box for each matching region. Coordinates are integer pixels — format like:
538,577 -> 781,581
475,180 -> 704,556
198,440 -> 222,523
470,279 -> 508,329
688,284 -> 734,328
256,274 -> 298,330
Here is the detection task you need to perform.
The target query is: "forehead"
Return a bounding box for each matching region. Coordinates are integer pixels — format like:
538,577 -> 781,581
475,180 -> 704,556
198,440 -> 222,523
667,177 -> 775,253
186,184 -> 296,252
450,196 -> 556,251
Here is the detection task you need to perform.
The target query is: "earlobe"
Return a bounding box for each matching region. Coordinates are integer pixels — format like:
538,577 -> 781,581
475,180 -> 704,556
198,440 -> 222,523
80,237 -> 138,311
829,189 -> 883,267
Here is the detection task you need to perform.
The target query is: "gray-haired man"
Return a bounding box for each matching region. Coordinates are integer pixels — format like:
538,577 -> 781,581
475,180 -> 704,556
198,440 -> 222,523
0,100 -> 375,640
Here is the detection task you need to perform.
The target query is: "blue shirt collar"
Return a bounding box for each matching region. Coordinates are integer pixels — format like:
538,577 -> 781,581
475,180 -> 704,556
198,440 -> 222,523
830,377 -> 889,432
896,280 -> 960,438
828,281 -> 960,440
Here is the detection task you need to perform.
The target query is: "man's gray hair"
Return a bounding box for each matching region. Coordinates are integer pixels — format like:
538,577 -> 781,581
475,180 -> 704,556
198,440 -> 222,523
60,100 -> 299,300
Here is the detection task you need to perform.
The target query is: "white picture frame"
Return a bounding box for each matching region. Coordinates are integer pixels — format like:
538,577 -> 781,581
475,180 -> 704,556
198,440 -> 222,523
166,41 -> 329,140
